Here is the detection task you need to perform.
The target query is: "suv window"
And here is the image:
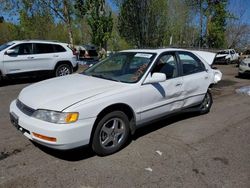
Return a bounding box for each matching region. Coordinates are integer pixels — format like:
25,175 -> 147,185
53,44 -> 66,52
152,54 -> 178,79
34,43 -> 54,54
179,52 -> 205,75
10,43 -> 33,55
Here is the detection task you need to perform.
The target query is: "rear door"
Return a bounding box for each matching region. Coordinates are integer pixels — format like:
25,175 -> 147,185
177,51 -> 210,108
32,43 -> 57,70
3,43 -> 34,74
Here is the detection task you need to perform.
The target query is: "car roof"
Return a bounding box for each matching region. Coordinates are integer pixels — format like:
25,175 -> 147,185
121,48 -> 190,54
10,40 -> 69,45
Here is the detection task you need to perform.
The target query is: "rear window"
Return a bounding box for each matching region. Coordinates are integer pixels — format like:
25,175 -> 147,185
34,43 -> 54,54
53,44 -> 66,52
88,50 -> 98,57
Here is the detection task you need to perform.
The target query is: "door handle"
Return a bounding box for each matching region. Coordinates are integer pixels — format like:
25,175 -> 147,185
53,55 -> 59,57
204,76 -> 209,79
27,57 -> 34,59
176,83 -> 182,87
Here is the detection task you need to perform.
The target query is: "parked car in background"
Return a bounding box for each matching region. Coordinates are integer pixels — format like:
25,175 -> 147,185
0,40 -> 78,81
10,48 -> 222,156
239,49 -> 250,60
238,57 -> 250,77
215,49 -> 239,64
77,44 -> 99,66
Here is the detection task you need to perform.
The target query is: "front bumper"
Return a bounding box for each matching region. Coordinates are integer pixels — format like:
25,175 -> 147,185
239,65 -> 250,75
9,100 -> 96,150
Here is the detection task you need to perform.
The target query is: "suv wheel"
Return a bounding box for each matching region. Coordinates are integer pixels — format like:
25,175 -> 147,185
92,111 -> 130,156
55,64 -> 72,77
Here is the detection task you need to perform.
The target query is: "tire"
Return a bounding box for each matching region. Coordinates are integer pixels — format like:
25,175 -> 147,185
92,111 -> 130,156
55,64 -> 72,77
199,90 -> 213,114
238,72 -> 243,78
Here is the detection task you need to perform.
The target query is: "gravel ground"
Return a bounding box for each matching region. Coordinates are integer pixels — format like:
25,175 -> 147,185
0,64 -> 249,188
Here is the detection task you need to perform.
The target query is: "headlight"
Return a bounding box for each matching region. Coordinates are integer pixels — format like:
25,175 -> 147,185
32,110 -> 79,124
240,61 -> 247,66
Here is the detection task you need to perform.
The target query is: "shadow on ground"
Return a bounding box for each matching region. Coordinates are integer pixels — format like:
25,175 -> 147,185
0,76 -> 50,87
34,112 -> 199,161
235,75 -> 250,80
133,112 -> 199,140
32,142 -> 96,161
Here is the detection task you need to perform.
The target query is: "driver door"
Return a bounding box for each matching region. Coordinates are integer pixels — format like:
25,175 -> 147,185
139,52 -> 184,124
3,43 -> 34,74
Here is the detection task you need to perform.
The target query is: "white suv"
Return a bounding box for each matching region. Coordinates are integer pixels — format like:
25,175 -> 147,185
0,40 -> 78,81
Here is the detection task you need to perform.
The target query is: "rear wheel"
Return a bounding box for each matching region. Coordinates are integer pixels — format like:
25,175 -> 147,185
199,90 -> 213,114
92,111 -> 130,156
238,72 -> 244,78
55,64 -> 72,77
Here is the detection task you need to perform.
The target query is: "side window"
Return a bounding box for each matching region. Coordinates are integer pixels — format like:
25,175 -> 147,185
179,52 -> 205,76
34,43 -> 54,54
10,43 -> 32,55
152,54 -> 178,79
53,44 -> 66,53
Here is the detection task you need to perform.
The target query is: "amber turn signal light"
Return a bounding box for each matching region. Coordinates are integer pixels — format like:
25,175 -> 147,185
32,132 -> 57,142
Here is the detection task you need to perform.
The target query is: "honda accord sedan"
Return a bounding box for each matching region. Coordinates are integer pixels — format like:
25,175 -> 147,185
10,49 -> 222,156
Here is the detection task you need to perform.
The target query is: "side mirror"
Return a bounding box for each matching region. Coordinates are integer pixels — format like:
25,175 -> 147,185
144,72 -> 166,84
5,49 -> 16,55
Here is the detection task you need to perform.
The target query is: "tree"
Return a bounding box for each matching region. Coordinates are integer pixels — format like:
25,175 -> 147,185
118,0 -> 168,48
39,0 -> 75,45
187,0 -> 206,48
187,0 -> 229,48
166,0 -> 196,47
225,0 -> 250,49
0,16 -> 4,23
76,0 -> 113,49
205,0 -> 228,48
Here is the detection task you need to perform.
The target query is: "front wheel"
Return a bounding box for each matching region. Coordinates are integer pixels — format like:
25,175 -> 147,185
92,111 -> 130,156
55,64 -> 72,77
199,90 -> 213,114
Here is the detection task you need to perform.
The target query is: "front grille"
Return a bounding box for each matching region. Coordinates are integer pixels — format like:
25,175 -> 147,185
16,99 -> 35,116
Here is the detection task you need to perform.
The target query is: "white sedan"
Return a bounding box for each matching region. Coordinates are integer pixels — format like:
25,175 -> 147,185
10,49 -> 222,156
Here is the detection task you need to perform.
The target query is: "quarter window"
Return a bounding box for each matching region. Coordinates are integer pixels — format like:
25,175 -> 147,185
53,44 -> 66,52
179,52 -> 205,75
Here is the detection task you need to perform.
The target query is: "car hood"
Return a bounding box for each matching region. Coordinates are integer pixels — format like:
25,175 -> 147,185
216,54 -> 228,58
18,74 -> 126,111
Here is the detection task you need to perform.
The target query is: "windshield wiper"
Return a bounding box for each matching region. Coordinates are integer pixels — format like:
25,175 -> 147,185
91,74 -> 120,82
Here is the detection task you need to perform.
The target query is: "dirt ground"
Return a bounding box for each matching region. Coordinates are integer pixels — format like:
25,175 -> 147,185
0,64 -> 250,188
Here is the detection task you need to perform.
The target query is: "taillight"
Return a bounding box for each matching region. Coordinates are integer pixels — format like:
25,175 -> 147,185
72,49 -> 78,56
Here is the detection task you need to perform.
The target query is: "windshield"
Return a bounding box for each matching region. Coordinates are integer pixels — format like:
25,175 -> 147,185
84,52 -> 156,83
0,42 -> 15,52
218,50 -> 229,55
